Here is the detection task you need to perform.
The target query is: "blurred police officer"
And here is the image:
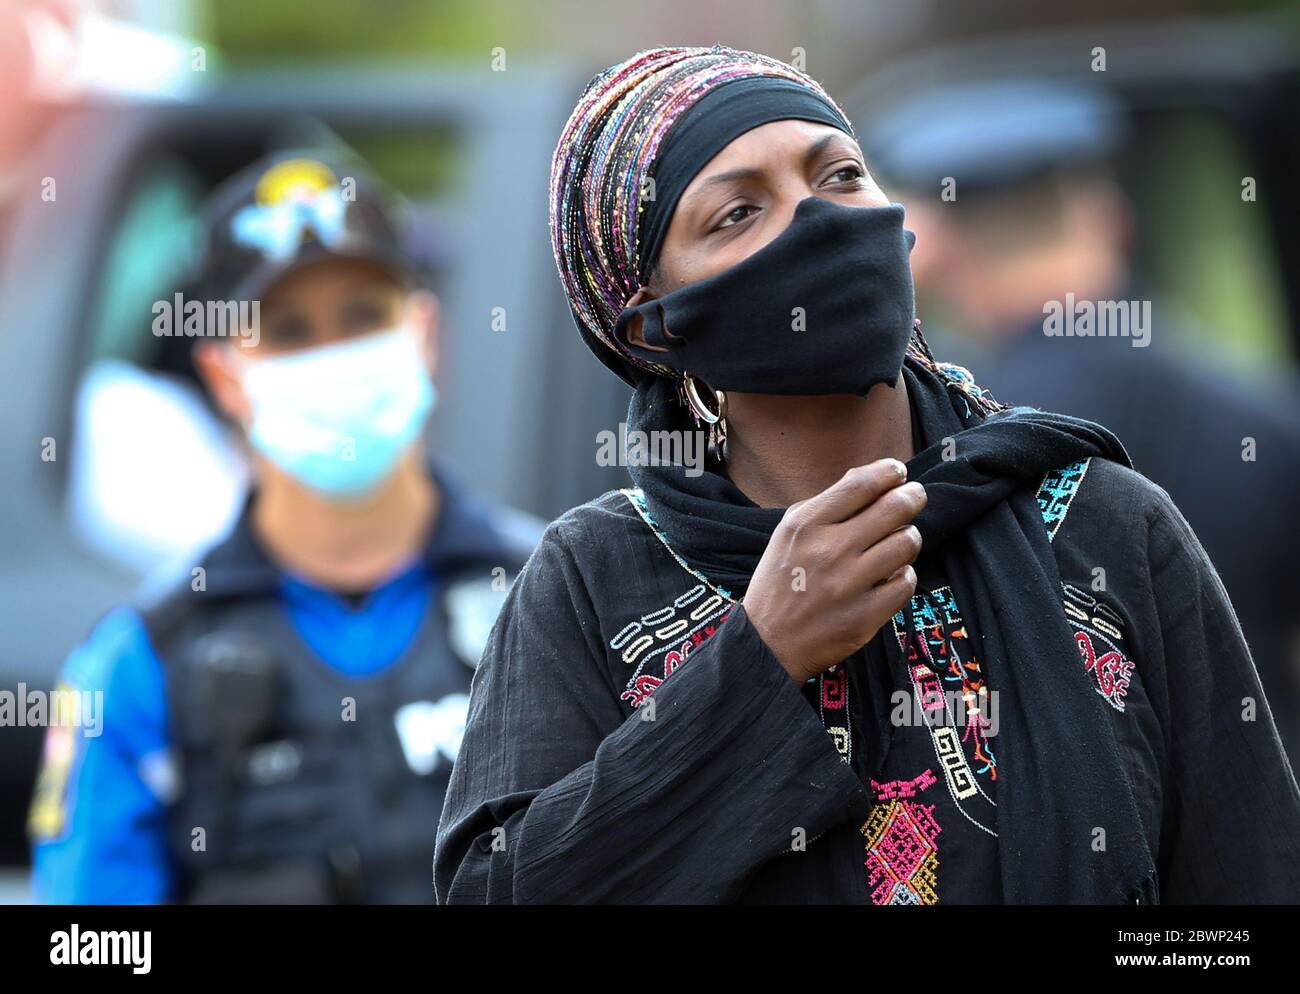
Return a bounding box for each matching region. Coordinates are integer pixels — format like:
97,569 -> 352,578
863,80 -> 1300,765
28,151 -> 539,903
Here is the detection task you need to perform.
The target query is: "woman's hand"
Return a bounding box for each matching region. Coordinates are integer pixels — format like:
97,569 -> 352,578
742,459 -> 925,684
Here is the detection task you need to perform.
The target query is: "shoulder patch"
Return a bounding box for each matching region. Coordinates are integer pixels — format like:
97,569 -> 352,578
26,683 -> 82,843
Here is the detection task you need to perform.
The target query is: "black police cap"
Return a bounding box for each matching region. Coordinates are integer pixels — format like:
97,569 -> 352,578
194,151 -> 419,305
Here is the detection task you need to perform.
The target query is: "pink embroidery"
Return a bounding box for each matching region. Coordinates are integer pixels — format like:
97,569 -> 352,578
871,768 -> 939,801
910,662 -> 946,715
862,768 -> 941,905
821,670 -> 846,709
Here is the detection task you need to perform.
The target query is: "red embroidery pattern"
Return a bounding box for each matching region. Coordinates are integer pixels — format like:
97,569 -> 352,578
1074,630 -> 1134,711
1063,583 -> 1135,713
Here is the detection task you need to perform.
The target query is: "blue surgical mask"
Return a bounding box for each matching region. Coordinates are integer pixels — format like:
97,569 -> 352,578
239,326 -> 435,500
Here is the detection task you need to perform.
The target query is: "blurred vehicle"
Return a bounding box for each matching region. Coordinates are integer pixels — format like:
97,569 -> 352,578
0,28 -> 634,864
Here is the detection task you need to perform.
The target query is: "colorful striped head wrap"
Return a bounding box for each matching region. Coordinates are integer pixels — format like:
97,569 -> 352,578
549,45 -> 856,386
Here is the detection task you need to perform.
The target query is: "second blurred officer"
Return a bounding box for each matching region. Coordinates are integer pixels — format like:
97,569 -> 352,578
28,152 -> 538,903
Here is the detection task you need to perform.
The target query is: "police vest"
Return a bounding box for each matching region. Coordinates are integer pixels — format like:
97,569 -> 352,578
139,497 -> 527,904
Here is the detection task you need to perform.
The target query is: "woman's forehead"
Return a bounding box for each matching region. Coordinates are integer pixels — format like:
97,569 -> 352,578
679,121 -> 860,200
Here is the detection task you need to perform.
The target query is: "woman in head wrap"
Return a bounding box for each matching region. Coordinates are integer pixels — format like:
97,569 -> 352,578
435,46 -> 1300,904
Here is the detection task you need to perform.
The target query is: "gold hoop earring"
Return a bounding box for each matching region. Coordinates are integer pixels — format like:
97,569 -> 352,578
682,373 -> 728,464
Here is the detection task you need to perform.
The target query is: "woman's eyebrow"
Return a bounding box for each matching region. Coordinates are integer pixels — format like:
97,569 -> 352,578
679,167 -> 763,211
804,132 -> 857,166
677,132 -> 859,214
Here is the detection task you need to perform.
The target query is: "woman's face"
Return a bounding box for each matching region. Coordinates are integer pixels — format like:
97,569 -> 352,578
648,119 -> 890,293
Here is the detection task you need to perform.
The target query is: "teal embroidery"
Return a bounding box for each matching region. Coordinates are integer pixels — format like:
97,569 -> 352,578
1036,458 -> 1091,542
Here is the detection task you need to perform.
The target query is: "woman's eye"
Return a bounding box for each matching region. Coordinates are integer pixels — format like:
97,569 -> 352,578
716,204 -> 756,230
824,164 -> 864,186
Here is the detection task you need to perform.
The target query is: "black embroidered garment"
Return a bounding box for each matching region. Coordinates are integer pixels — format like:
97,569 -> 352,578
435,380 -> 1300,905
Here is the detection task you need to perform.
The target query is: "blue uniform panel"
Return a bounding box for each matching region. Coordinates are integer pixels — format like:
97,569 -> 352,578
280,563 -> 434,677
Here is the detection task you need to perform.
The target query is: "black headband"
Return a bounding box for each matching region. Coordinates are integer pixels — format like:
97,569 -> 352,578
636,75 -> 854,285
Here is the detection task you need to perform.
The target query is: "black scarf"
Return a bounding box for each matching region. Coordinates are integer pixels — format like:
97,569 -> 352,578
625,357 -> 1156,903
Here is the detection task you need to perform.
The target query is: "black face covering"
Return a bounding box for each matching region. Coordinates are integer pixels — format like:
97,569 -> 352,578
614,196 -> 917,396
